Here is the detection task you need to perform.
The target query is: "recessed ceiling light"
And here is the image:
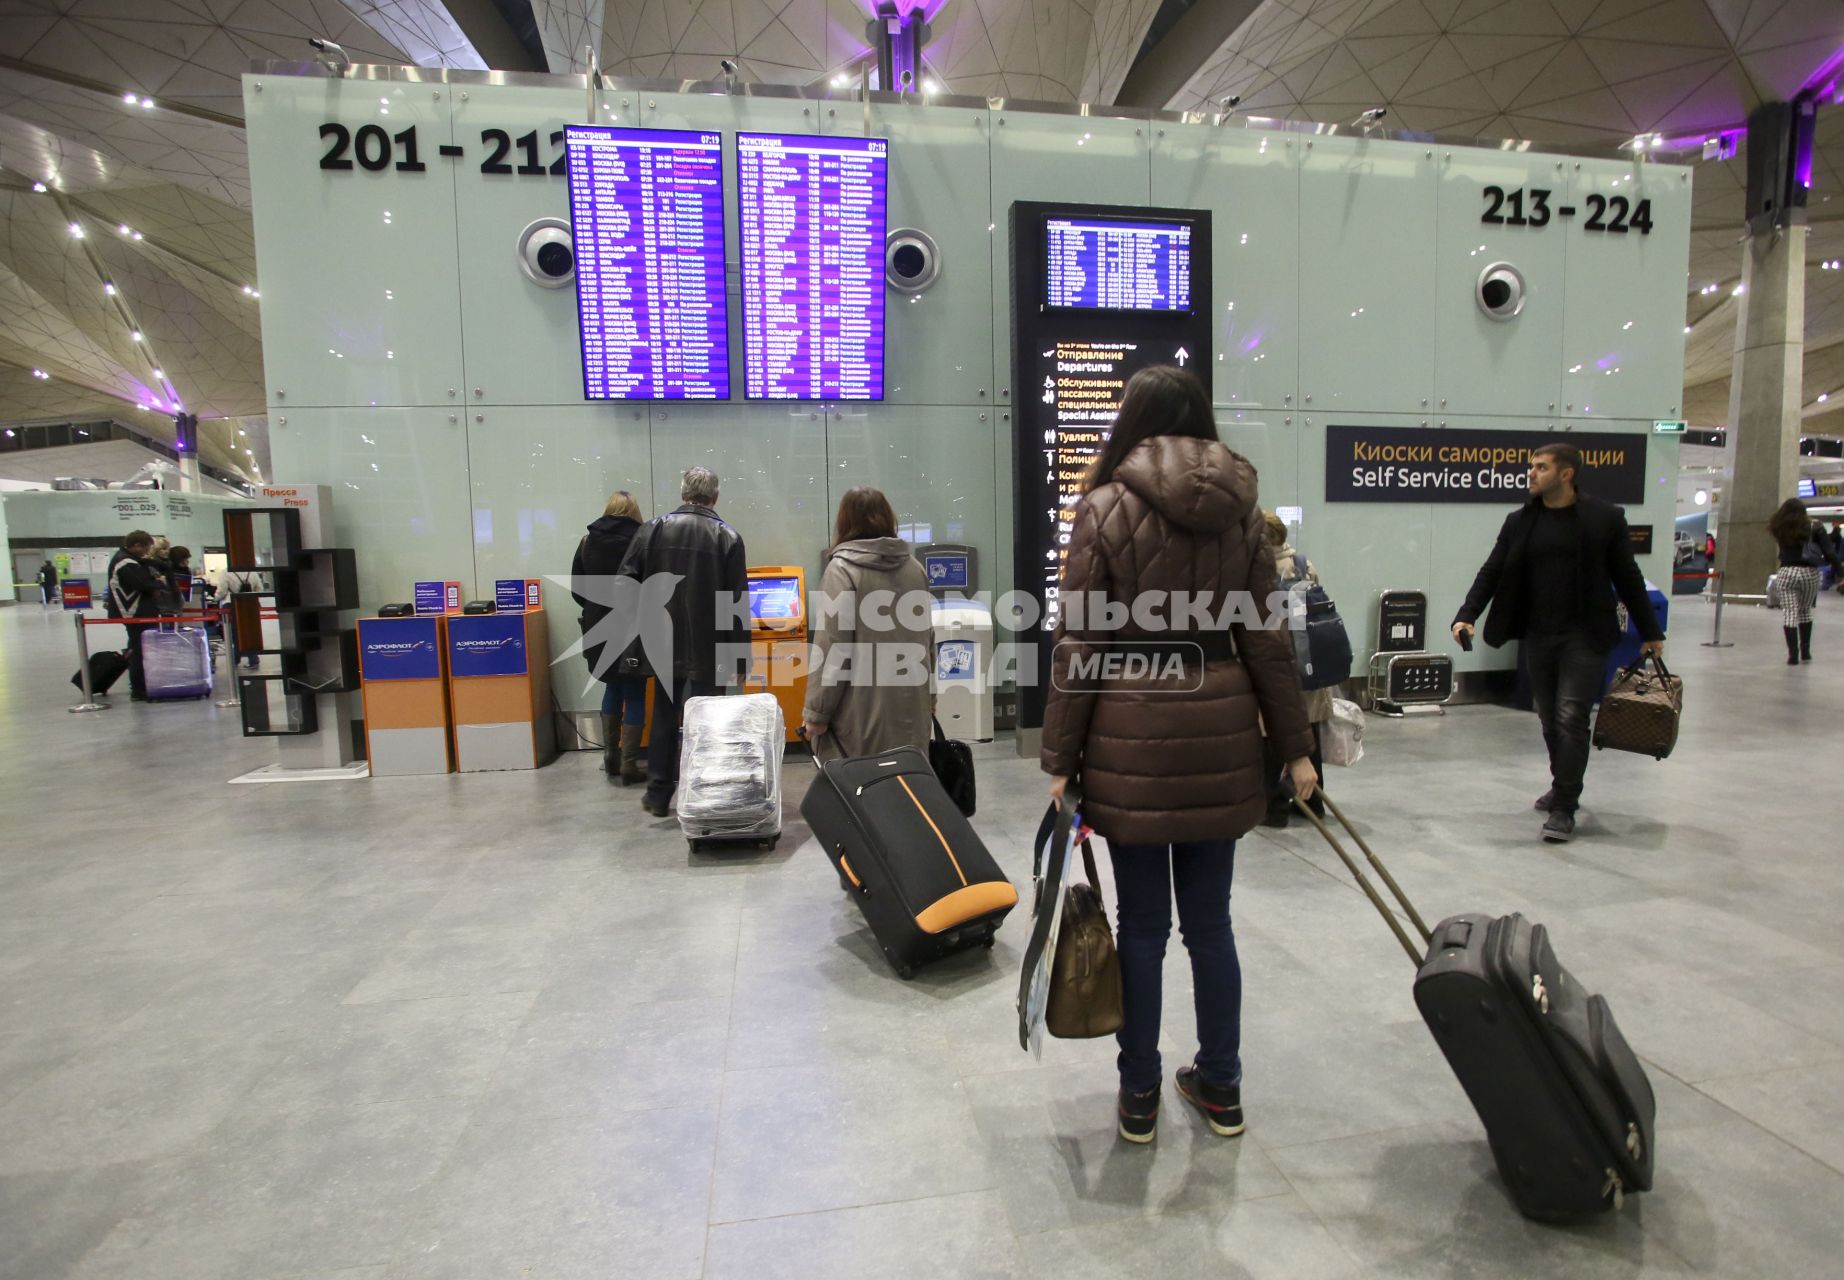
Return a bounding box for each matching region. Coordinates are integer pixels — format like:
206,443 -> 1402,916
67,222 -> 83,238
152,369 -> 164,379
31,181 -> 46,193
123,92 -> 137,104
1821,393 -> 1831,403
130,330 -> 142,341
103,282 -> 115,295
118,224 -> 130,235
140,98 -> 154,109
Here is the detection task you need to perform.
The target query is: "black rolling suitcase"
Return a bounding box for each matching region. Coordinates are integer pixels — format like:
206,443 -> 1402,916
1296,794 -> 1655,1221
71,650 -> 130,695
801,745 -> 1018,978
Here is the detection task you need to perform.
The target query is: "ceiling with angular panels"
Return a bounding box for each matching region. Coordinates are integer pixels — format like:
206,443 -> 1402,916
0,0 -> 1840,488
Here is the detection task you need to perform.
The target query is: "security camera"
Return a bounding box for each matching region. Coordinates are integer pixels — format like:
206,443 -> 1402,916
517,218 -> 574,289
1218,95 -> 1242,111
899,69 -> 914,92
719,59 -> 739,75
1476,261 -> 1526,321
1353,106 -> 1387,131
308,38 -> 350,76
885,228 -> 940,294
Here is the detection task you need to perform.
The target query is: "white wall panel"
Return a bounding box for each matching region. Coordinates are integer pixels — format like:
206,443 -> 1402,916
245,75 -> 463,409
1299,137 -> 1437,417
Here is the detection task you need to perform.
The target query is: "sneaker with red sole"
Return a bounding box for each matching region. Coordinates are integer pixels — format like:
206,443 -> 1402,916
1175,1065 -> 1245,1137
1117,1085 -> 1159,1144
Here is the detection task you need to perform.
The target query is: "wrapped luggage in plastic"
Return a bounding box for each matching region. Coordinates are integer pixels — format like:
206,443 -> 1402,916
144,626 -> 213,700
678,693 -> 783,846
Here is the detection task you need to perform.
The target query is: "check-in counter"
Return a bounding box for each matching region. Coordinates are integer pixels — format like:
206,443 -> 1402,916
446,611 -> 556,771
357,615 -> 453,775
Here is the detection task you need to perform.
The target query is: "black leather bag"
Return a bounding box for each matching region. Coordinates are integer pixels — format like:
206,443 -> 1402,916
928,715 -> 975,816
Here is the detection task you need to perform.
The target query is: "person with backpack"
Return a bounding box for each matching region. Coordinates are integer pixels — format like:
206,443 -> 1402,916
571,490 -> 649,782
1260,511 -> 1333,828
107,530 -> 166,701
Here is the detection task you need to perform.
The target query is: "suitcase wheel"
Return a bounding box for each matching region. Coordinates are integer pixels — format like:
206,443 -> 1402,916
896,964 -> 915,980
982,931 -> 997,949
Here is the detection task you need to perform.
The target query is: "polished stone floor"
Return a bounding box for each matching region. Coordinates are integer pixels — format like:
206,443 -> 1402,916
2,598 -> 1842,1279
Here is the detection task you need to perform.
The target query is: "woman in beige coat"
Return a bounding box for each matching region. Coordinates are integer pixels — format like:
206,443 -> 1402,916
801,487 -> 933,762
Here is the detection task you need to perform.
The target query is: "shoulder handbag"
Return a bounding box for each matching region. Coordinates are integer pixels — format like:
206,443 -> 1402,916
928,715 -> 976,816
1045,826 -> 1123,1040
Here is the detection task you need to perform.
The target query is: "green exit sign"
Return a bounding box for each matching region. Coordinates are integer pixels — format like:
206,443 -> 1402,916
1653,420 -> 1688,434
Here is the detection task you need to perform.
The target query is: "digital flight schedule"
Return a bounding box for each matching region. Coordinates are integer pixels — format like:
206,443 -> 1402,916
565,125 -> 729,400
1045,218 -> 1194,312
736,132 -> 888,400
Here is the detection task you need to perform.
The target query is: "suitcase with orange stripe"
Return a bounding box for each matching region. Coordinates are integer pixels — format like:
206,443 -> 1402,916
801,746 -> 1018,978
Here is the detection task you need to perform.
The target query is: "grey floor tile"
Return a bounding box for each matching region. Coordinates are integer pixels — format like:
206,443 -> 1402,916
1590,961 -> 1844,1084
1636,1112 -> 1844,1279
68,1098 -> 475,1280
341,923 -> 560,1005
474,996 -> 730,1122
385,1104 -> 717,1280
0,1025 -> 289,1175
1017,1194 -> 1365,1280
0,1025 -> 96,1108
1697,1060 -> 1844,1175
0,1164 -> 154,1280
711,1062 -> 993,1223
704,1189 -> 1024,1279
243,991 -> 538,1111
964,1060 -> 1293,1236
534,919 -> 741,1013
1270,1122 -> 1694,1279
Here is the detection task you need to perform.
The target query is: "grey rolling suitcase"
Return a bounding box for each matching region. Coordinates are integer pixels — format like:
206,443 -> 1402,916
1297,794 -> 1656,1221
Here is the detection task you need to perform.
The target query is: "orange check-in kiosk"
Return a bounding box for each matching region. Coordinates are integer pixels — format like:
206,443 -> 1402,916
745,566 -> 807,744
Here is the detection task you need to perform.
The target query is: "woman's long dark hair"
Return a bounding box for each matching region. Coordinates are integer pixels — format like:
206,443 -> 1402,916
834,485 -> 898,547
1767,498 -> 1811,547
1083,365 -> 1218,493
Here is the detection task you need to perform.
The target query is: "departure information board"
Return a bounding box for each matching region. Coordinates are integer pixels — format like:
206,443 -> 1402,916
1045,218 -> 1194,312
565,125 -> 729,400
737,132 -> 888,400
1010,202 -> 1213,731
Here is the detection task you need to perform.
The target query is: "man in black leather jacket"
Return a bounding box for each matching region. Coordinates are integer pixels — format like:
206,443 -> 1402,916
1452,443 -> 1664,844
618,467 -> 749,816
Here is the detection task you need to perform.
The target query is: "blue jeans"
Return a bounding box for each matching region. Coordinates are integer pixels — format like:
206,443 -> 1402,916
1106,838 -> 1241,1094
601,675 -> 648,726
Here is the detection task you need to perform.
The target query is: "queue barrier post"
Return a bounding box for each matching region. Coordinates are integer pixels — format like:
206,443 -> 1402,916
1702,571 -> 1734,649
68,612 -> 109,713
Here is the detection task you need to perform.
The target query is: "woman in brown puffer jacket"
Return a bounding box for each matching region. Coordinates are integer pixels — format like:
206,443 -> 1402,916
1042,365 -> 1316,1146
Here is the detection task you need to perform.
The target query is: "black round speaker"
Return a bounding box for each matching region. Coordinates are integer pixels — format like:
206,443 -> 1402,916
536,240 -> 574,278
884,229 -> 940,293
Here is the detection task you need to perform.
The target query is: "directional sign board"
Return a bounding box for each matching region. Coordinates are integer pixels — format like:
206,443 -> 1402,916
1010,202 -> 1213,731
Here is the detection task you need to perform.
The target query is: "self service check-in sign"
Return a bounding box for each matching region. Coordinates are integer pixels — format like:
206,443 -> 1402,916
1324,425 -> 1648,504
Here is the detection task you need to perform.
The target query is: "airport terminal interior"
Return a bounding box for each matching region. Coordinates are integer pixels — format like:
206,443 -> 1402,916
4,1 -> 1844,1277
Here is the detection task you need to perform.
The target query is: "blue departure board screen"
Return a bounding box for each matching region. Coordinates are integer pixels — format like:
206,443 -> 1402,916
1044,217 -> 1194,313
736,132 -> 888,400
565,125 -> 729,400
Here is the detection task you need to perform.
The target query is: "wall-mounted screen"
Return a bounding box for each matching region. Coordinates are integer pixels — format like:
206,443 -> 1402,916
736,132 -> 888,400
1044,217 -> 1194,313
565,125 -> 729,400
748,575 -> 803,620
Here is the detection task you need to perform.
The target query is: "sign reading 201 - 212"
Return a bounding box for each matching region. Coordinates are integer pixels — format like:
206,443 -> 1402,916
1326,426 -> 1648,504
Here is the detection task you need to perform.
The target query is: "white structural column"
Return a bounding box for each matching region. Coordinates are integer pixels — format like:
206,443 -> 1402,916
1721,222 -> 1806,598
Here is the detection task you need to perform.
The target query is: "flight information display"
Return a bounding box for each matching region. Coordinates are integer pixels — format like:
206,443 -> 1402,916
736,132 -> 888,400
1045,217 -> 1194,312
565,125 -> 729,400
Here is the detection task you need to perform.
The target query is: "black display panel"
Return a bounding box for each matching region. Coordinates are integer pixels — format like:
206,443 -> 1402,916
1044,216 -> 1195,312
564,125 -> 730,400
1010,202 -> 1213,731
736,131 -> 888,400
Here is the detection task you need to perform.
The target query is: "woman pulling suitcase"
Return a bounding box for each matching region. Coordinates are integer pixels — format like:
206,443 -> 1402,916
1040,365 -> 1317,1144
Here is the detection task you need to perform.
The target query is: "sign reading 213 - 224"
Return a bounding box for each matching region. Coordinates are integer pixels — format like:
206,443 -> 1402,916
1479,185 -> 1654,234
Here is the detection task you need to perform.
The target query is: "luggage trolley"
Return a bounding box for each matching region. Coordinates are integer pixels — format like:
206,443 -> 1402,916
1367,589 -> 1453,718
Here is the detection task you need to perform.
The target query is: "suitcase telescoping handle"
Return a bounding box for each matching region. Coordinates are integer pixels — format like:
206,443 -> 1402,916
1291,791 -> 1433,968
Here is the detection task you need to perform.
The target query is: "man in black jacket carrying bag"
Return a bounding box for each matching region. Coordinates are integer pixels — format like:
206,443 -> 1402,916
1451,443 -> 1664,844
107,530 -> 168,702
618,467 -> 749,817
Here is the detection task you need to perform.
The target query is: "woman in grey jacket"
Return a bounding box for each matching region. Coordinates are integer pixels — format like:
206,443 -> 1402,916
802,487 -> 933,761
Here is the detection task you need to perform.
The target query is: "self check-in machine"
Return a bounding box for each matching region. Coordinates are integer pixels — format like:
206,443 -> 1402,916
746,566 -> 807,744
916,544 -> 977,598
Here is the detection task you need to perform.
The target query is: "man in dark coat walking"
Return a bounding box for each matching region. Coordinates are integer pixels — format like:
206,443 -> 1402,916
1453,443 -> 1664,843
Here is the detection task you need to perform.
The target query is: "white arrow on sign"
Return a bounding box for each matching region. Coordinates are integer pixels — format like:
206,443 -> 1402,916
1174,347 -> 1189,366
